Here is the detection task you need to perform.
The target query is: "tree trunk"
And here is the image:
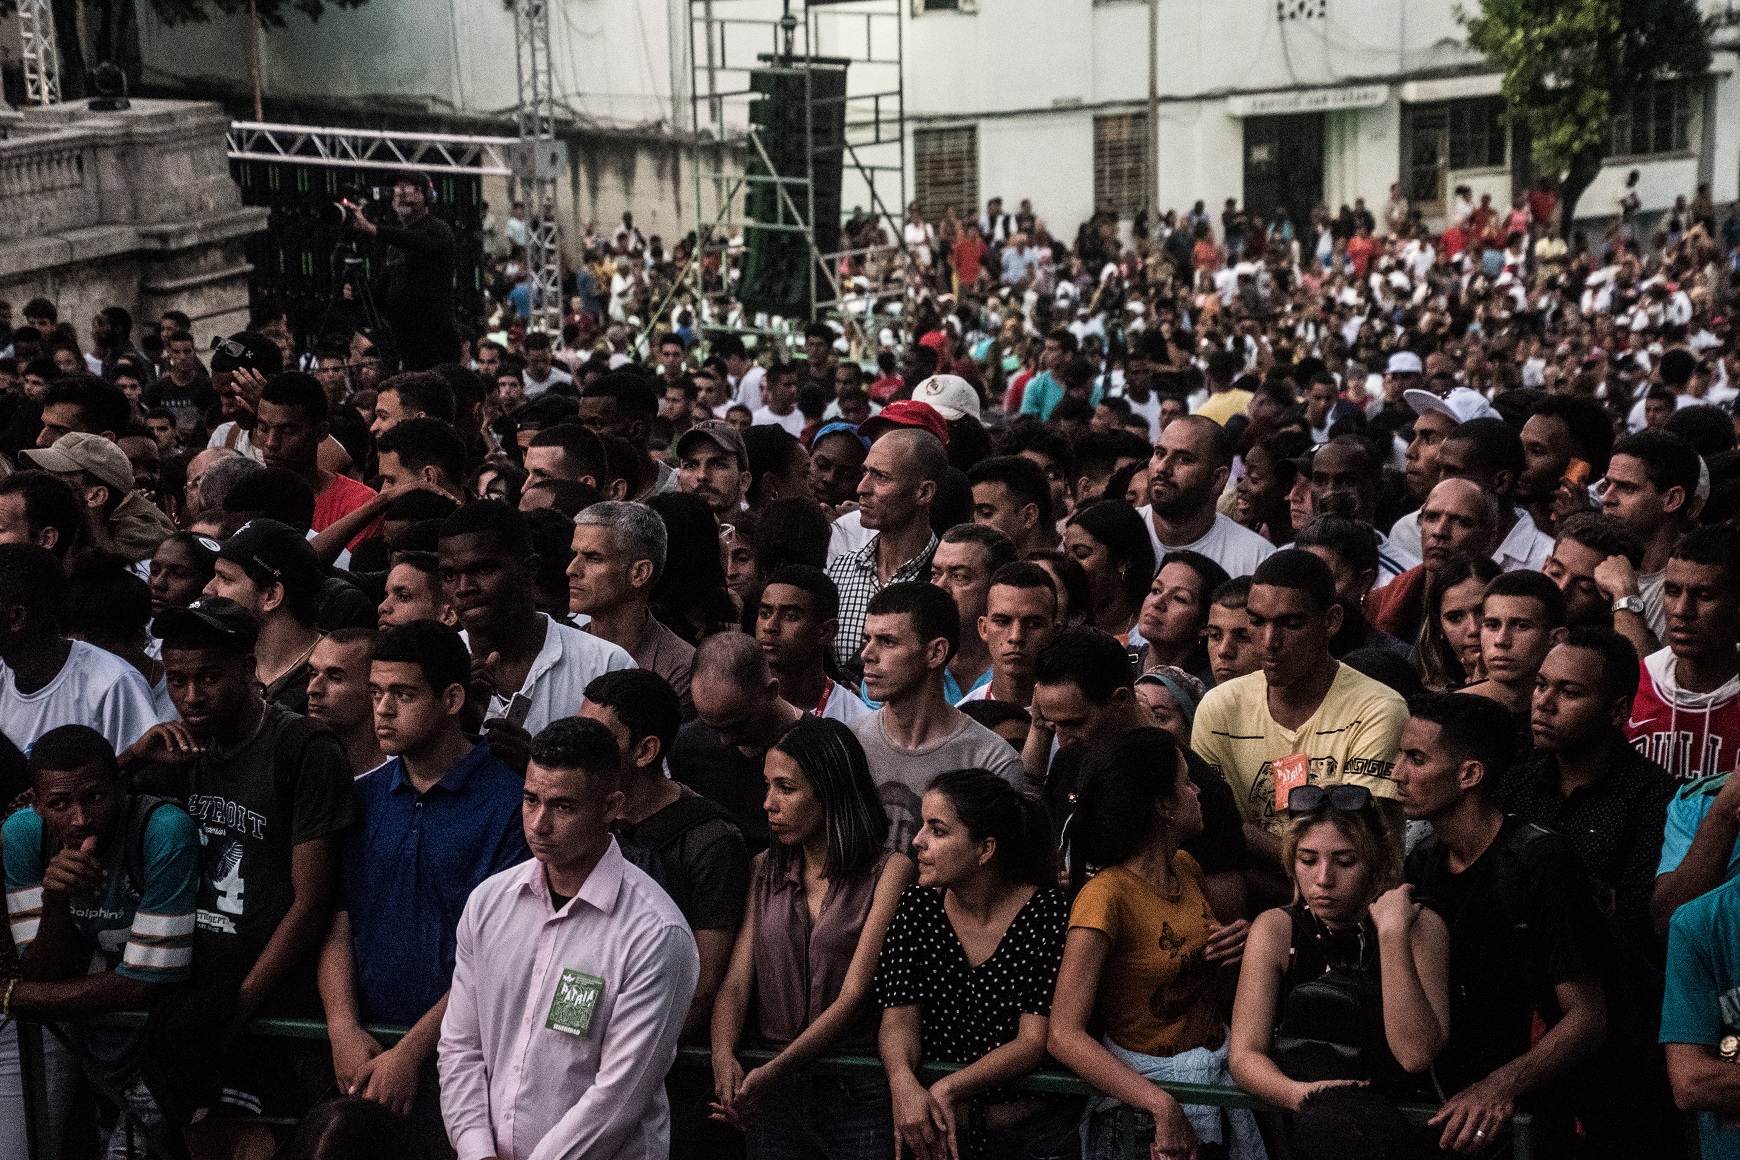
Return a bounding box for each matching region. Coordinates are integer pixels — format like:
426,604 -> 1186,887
1558,146 -> 1607,243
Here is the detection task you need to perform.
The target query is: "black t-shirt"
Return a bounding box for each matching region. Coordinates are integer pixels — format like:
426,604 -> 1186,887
1046,745 -> 1248,877
618,786 -> 751,933
1406,816 -> 1606,1098
138,706 -> 355,999
669,719 -> 773,852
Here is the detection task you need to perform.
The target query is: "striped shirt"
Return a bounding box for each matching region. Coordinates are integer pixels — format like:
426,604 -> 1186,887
3,798 -> 199,984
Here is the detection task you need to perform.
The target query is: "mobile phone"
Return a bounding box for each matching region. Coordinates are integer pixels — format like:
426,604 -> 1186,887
503,692 -> 532,730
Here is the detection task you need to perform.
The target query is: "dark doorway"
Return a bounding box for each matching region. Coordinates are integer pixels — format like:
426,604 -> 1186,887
1242,113 -> 1325,238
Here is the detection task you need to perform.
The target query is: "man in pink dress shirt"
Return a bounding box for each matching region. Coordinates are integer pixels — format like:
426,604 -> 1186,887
439,717 -> 699,1160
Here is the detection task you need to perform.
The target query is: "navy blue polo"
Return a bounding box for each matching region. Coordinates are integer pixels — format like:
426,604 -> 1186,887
342,742 -> 531,1027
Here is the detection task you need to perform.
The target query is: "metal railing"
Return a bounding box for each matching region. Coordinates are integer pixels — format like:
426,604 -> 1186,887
16,1014 -> 1535,1160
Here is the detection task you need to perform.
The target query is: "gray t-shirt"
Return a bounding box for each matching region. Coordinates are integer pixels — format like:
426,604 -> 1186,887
851,709 -> 1026,851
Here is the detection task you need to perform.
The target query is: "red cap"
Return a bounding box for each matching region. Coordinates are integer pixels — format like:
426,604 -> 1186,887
917,329 -> 949,353
860,399 -> 950,445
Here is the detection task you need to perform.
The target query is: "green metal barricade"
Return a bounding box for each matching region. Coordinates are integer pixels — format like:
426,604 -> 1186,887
15,1014 -> 1533,1160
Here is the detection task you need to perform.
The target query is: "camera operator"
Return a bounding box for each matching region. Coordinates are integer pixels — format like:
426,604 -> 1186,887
346,173 -> 460,371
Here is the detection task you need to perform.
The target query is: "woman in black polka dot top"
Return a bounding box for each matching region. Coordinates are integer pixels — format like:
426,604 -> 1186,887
876,767 -> 1074,1160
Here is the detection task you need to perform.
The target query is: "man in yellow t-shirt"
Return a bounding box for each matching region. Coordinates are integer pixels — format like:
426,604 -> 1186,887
1192,549 -> 1408,878
1192,350 -> 1252,426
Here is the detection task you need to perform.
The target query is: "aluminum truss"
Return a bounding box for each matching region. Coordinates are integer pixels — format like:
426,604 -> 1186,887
19,0 -> 61,106
688,0 -> 907,323
226,122 -> 518,176
512,0 -> 564,336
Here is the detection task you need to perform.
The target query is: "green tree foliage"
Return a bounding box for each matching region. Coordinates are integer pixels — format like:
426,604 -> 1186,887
1463,0 -> 1709,235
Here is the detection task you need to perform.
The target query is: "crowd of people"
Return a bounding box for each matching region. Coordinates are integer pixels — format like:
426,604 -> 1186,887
4,165 -> 1740,1160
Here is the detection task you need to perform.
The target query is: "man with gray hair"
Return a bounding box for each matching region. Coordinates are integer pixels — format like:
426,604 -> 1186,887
183,447 -> 256,522
569,500 -> 695,716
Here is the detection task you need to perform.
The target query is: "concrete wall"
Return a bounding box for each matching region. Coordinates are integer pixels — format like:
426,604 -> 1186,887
0,100 -> 265,344
905,0 -> 1740,239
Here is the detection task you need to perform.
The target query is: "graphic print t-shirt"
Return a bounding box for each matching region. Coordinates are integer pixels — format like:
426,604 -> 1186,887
139,707 -> 354,988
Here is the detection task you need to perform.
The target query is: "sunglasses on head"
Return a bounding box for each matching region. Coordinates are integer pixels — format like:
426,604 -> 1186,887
1286,784 -> 1374,815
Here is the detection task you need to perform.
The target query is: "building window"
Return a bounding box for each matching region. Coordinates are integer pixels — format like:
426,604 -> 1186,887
923,0 -> 959,8
1611,80 -> 1695,157
913,126 -> 978,222
1093,113 -> 1150,217
1447,97 -> 1508,170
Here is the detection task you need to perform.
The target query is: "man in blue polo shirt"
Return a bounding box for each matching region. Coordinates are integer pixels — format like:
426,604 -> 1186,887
316,619 -> 529,1150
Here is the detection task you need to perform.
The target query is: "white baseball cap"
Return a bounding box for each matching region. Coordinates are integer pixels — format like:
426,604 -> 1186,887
910,374 -> 982,422
1402,385 -> 1500,425
1386,351 -> 1424,375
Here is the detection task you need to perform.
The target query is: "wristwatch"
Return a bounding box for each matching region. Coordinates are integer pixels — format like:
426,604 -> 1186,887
1612,594 -> 1646,616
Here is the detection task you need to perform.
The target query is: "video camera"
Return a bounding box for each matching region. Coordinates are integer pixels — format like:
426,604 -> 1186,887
328,182 -> 392,230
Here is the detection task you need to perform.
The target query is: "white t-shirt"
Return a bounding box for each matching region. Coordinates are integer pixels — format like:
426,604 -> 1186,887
523,366 -> 574,400
1123,391 -> 1162,441
732,366 -> 765,412
1136,507 -> 1276,580
461,613 -> 635,736
206,423 -> 263,463
820,680 -> 872,725
751,407 -> 806,438
0,640 -> 159,755
827,508 -> 876,565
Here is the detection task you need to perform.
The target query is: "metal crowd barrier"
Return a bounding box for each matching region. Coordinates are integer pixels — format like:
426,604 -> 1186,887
16,1013 -> 1534,1160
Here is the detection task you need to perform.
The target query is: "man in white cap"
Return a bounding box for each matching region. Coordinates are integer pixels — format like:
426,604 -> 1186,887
1368,350 -> 1426,449
1388,384 -> 1501,559
23,431 -> 173,569
909,374 -> 982,425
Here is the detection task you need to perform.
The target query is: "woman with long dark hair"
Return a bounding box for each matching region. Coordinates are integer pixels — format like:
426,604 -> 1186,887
1048,728 -> 1261,1160
878,769 -> 1073,1160
1413,554 -> 1501,693
1063,500 -> 1156,640
711,717 -> 914,1160
1133,550 -> 1229,683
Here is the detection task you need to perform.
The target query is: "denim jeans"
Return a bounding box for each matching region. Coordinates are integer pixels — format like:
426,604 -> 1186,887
747,1070 -> 894,1160
0,1021 -> 76,1160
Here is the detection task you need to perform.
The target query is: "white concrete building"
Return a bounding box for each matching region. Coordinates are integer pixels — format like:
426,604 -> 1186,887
903,0 -> 1740,238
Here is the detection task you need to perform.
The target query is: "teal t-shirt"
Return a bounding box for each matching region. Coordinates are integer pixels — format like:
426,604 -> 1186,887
3,798 -> 198,1096
3,799 -> 199,984
1662,876 -> 1740,1159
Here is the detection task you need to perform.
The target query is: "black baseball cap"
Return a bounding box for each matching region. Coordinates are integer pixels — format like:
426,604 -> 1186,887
209,331 -> 284,378
217,518 -> 324,601
153,596 -> 260,654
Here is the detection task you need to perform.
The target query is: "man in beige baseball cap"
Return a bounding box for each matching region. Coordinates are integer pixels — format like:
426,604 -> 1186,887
24,431 -> 173,565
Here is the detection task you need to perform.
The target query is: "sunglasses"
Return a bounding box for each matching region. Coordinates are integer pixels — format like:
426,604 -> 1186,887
1286,784 -> 1373,815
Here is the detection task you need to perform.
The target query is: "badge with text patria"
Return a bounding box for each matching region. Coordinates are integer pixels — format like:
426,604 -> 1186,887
546,968 -> 605,1036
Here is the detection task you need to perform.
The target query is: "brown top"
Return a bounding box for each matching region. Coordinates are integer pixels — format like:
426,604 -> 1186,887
631,612 -> 696,719
749,848 -> 894,1050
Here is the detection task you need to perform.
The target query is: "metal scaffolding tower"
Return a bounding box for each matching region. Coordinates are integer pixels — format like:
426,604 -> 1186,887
19,0 -> 61,105
688,0 -> 906,324
512,0 -> 565,336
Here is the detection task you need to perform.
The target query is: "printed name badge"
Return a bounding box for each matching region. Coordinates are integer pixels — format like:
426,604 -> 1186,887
546,968 -> 605,1037
1273,753 -> 1309,812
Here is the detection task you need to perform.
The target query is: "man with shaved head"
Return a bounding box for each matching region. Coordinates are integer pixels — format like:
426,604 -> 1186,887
667,632 -> 803,850
1139,413 -> 1275,578
826,426 -> 947,673
1367,476 -> 1500,641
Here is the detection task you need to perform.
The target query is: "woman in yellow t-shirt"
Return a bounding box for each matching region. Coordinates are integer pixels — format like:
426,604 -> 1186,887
1047,728 -> 1265,1160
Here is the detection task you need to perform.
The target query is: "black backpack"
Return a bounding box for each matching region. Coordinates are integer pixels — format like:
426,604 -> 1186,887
619,792 -> 738,916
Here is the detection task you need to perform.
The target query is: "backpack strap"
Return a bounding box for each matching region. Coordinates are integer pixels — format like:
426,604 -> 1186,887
628,791 -> 735,854
124,794 -> 175,897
